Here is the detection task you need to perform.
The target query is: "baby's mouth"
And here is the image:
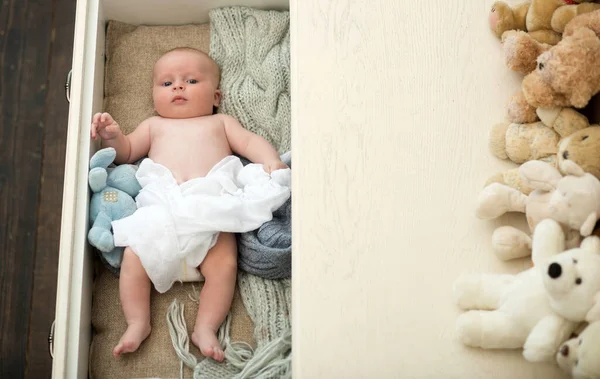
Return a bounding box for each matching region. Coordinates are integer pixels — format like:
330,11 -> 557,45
172,96 -> 187,103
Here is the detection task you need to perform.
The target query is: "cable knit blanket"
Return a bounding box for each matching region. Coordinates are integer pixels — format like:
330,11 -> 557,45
238,152 -> 291,280
209,5 -> 291,155
166,7 -> 293,379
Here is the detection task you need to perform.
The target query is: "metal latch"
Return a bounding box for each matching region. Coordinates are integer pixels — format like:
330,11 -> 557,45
65,69 -> 72,103
49,319 -> 55,359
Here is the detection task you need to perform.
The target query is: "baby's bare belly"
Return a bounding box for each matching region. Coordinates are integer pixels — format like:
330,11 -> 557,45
148,122 -> 233,184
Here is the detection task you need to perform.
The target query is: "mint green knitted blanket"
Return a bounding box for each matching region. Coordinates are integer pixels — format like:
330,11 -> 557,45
166,6 -> 292,379
209,6 -> 291,154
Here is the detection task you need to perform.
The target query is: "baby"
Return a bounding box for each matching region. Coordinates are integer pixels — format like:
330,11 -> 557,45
90,47 -> 289,362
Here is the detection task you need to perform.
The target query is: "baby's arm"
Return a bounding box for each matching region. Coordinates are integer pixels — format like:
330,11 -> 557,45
91,113 -> 152,164
222,115 -> 288,173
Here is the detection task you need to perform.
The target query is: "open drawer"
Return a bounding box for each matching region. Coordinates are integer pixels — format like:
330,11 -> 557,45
51,0 -> 289,378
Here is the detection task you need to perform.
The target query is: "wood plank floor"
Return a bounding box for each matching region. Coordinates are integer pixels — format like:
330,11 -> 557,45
0,0 -> 76,377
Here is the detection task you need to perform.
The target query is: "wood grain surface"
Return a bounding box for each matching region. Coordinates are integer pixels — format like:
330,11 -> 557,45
291,0 -> 570,378
25,0 -> 76,377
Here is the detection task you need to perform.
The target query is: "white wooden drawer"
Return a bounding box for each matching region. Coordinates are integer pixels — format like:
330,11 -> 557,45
51,1 -> 289,378
52,0 -> 576,378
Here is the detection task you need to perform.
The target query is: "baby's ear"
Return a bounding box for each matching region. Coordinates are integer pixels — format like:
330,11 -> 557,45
586,293 -> 600,322
213,89 -> 222,107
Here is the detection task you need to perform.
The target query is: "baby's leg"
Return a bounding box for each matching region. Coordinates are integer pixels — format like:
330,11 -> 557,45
192,232 -> 237,362
113,247 -> 152,359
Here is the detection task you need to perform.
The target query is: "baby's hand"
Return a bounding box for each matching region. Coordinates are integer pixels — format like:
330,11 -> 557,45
91,112 -> 121,140
263,159 -> 289,174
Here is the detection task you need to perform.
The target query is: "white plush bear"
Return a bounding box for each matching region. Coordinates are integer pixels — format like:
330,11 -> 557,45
475,160 -> 600,261
557,321 -> 600,379
453,218 -> 600,363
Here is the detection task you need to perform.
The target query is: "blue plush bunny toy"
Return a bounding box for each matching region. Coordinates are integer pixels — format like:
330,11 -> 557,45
88,147 -> 141,275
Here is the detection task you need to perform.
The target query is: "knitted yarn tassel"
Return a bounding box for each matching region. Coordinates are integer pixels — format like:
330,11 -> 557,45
234,328 -> 291,379
166,300 -> 196,378
166,299 -> 292,379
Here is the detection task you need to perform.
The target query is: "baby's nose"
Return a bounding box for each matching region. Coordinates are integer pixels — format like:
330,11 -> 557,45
173,84 -> 184,90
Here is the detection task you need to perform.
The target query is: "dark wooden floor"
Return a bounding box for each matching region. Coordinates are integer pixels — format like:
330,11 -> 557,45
0,0 -> 76,377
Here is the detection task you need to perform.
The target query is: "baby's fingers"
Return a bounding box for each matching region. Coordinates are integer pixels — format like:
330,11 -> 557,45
92,112 -> 103,124
91,122 -> 99,139
100,112 -> 114,124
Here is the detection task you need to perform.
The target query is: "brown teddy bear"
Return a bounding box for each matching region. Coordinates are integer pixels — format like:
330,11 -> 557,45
500,30 -> 552,74
487,125 -> 600,195
556,126 -> 600,178
489,107 -> 590,164
489,0 -> 600,46
504,9 -> 600,122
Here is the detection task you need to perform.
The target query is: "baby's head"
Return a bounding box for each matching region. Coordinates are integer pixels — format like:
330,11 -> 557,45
152,47 -> 221,119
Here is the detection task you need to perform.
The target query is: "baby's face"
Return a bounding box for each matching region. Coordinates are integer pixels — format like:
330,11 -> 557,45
152,50 -> 220,119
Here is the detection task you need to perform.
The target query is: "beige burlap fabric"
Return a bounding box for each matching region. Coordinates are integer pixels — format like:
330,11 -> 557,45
103,21 -> 211,135
89,267 -> 255,379
90,21 -> 254,379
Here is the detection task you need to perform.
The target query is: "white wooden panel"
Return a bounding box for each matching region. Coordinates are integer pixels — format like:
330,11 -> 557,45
291,0 -> 569,378
52,0 -> 101,378
102,0 -> 289,25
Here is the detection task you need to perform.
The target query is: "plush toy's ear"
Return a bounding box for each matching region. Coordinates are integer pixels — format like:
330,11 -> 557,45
581,213 -> 599,237
581,235 -> 600,253
520,160 -> 562,191
532,218 -> 565,263
89,167 -> 108,193
586,293 -> 600,322
561,160 -> 586,177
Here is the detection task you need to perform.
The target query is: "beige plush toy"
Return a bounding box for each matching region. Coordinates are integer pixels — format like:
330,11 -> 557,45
557,126 -> 600,180
504,9 -> 600,119
557,321 -> 600,379
501,30 -> 552,74
485,125 -> 600,197
454,218 -> 600,362
489,0 -> 600,46
490,107 -> 589,165
476,160 -> 600,261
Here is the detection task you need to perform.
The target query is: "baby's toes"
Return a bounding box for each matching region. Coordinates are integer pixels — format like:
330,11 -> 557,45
200,345 -> 214,358
214,347 -> 225,362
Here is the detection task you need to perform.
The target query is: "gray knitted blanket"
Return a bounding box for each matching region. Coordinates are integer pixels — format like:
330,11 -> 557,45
238,152 -> 291,280
209,6 -> 291,154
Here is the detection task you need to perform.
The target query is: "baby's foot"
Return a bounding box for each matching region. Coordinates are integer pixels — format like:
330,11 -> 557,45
112,322 -> 151,359
192,327 -> 225,362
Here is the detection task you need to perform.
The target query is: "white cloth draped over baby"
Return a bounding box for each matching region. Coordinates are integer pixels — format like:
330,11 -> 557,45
112,155 -> 291,293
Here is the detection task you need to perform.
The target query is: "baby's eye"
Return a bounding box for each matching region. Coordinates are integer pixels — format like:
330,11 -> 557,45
163,81 -> 172,87
187,79 -> 198,84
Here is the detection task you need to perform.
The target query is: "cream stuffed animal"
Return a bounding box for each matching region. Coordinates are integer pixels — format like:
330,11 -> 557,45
454,218 -> 600,363
475,160 -> 600,261
490,107 -> 589,164
557,321 -> 600,379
